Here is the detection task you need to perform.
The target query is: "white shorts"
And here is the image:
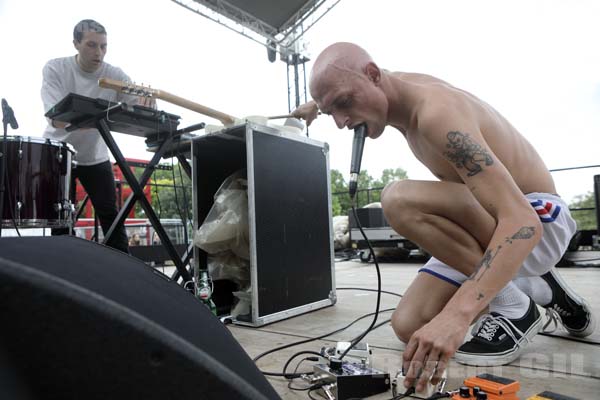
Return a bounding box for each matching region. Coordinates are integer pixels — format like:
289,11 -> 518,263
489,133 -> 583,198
419,192 -> 577,285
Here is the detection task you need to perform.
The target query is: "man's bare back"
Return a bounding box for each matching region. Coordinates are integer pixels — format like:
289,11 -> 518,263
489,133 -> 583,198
389,72 -> 556,194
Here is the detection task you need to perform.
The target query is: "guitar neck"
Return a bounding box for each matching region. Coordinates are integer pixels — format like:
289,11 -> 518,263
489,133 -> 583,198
98,78 -> 237,126
153,89 -> 237,126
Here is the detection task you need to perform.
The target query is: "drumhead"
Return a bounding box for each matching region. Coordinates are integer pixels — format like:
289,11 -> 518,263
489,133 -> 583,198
2,135 -> 76,154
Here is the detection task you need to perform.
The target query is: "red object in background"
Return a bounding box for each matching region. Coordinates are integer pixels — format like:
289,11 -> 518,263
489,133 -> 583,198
75,218 -> 150,241
75,158 -> 153,220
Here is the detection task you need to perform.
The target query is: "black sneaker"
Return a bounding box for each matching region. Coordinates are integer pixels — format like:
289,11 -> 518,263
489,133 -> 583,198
540,268 -> 596,337
454,298 -> 542,366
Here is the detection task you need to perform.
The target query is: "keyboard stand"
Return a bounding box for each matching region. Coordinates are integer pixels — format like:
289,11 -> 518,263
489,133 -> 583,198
97,118 -> 194,282
48,93 -> 201,284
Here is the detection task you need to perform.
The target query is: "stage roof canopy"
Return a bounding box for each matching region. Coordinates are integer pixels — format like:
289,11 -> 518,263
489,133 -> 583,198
172,0 -> 340,56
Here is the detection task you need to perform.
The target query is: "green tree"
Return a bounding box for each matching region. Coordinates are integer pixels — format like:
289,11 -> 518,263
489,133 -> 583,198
569,191 -> 597,230
330,169 -> 347,216
329,167 -> 408,216
353,168 -> 409,207
378,168 -> 408,187
137,163 -> 193,221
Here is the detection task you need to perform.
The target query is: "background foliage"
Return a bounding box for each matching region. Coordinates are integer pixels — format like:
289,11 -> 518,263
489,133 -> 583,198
129,161 -> 597,234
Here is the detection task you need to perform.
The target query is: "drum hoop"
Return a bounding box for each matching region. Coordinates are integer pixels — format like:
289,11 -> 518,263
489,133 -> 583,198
3,135 -> 76,154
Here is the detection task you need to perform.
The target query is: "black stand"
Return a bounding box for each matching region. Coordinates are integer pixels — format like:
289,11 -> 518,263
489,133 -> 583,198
49,94 -> 201,284
0,121 -> 8,237
94,118 -> 196,282
145,133 -> 200,282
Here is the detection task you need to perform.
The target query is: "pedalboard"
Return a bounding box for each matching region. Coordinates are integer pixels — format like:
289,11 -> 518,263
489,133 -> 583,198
313,359 -> 390,400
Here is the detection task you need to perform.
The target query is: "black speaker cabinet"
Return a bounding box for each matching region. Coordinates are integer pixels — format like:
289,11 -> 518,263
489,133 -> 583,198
192,123 -> 336,326
0,236 -> 280,400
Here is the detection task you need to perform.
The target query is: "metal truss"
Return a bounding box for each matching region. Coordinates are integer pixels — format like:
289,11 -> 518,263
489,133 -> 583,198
170,0 -> 341,58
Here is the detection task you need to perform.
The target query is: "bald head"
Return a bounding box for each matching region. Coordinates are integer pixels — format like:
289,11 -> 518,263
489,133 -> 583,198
307,42 -> 389,136
309,42 -> 374,99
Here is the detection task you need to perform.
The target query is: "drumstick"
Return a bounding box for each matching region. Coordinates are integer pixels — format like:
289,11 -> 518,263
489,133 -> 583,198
268,114 -> 294,120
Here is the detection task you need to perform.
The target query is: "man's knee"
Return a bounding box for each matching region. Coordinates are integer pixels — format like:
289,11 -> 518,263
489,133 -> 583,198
381,180 -> 419,210
391,304 -> 429,344
381,180 -> 422,228
381,180 -> 399,205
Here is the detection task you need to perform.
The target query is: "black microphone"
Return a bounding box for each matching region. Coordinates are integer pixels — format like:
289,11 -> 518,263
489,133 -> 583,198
1,98 -> 19,130
349,123 -> 367,199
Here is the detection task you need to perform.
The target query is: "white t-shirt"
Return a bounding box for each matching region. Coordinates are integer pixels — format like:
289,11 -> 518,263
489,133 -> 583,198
41,56 -> 137,165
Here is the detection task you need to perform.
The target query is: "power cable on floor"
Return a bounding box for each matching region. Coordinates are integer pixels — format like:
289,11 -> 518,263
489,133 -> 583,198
337,287 -> 403,298
256,308 -> 395,378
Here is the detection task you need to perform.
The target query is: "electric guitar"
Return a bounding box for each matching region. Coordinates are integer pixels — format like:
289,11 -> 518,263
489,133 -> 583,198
98,78 -> 237,126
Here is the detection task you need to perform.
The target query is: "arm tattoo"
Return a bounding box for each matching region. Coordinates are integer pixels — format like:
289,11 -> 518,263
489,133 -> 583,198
469,226 -> 536,300
505,226 -> 536,244
469,245 -> 502,283
444,131 -> 494,176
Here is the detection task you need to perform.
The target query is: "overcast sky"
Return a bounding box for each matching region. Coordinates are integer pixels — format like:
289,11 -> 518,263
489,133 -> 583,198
0,0 -> 599,204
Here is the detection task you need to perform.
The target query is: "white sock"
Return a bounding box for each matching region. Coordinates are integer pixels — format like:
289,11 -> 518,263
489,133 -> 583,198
489,281 -> 531,319
513,276 -> 552,307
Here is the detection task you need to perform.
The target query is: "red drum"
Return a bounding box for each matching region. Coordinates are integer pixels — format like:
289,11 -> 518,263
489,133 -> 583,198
1,136 -> 75,228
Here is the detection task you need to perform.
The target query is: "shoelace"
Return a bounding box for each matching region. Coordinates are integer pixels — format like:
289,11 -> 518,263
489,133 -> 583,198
543,304 -> 574,334
476,319 -> 498,341
543,308 -> 560,333
552,304 -> 572,317
543,301 -> 590,334
471,314 -> 528,347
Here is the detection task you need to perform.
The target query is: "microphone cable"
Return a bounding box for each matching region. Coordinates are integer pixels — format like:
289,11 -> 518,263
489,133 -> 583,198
337,122 -> 384,361
337,200 -> 383,361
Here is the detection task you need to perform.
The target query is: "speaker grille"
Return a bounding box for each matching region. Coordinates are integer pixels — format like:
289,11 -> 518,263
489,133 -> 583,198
0,236 -> 279,400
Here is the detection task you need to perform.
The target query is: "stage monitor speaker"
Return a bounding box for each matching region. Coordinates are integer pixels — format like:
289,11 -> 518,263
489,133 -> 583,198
0,236 -> 280,400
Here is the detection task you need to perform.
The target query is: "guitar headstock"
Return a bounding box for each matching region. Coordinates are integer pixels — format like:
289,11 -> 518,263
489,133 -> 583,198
98,78 -> 158,98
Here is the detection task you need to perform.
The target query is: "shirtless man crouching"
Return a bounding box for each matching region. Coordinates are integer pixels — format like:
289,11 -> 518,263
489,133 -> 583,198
292,42 -> 595,392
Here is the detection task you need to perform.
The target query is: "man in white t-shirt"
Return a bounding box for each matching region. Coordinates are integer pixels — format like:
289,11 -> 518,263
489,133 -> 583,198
41,19 -> 153,253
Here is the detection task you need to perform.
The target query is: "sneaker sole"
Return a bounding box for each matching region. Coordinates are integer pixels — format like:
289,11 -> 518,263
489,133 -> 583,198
545,269 -> 596,337
454,309 -> 544,367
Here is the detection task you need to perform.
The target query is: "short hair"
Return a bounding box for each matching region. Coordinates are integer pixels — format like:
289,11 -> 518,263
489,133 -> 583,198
73,19 -> 106,42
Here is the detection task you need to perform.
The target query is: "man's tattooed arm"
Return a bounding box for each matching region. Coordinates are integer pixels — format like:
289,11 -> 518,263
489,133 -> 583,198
469,246 -> 502,283
444,131 -> 494,176
469,226 -> 537,300
505,226 -> 536,244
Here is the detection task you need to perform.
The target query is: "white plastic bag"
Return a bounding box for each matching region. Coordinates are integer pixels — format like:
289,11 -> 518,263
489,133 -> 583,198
193,170 -> 250,259
231,287 -> 252,318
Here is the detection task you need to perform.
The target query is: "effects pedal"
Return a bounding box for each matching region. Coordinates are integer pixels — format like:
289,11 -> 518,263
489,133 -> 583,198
321,341 -> 372,366
391,368 -> 447,399
335,341 -> 372,365
451,373 -> 520,400
526,391 -> 580,400
312,358 -> 390,400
